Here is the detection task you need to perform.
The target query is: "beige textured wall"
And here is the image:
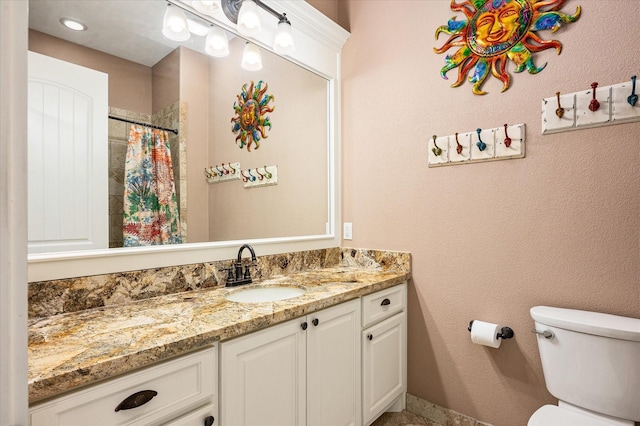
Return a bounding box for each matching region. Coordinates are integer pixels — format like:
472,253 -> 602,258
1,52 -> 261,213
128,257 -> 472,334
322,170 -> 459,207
28,30 -> 152,114
340,1 -> 640,425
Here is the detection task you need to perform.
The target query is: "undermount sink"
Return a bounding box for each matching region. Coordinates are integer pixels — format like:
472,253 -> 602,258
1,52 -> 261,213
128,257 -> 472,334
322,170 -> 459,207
225,286 -> 306,303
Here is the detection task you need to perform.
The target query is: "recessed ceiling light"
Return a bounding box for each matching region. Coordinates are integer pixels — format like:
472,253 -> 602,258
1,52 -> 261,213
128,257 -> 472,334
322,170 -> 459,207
60,17 -> 87,31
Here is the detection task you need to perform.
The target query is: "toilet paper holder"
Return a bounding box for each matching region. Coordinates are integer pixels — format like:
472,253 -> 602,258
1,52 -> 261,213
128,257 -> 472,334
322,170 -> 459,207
467,320 -> 514,340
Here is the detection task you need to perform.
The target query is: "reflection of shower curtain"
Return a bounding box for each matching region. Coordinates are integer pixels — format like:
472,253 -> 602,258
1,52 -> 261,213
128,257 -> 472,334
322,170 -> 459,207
123,125 -> 182,246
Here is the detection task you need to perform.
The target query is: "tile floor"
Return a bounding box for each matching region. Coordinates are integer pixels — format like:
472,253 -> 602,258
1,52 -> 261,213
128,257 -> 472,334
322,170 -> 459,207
370,410 -> 440,426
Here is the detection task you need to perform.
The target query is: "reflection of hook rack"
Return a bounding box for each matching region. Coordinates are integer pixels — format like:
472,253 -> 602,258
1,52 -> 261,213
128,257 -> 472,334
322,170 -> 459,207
244,165 -> 278,188
205,162 -> 241,183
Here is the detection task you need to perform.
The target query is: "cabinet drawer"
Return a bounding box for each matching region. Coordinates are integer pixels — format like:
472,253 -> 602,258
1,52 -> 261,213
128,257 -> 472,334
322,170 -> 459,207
362,283 -> 406,328
161,402 -> 216,426
30,346 -> 216,426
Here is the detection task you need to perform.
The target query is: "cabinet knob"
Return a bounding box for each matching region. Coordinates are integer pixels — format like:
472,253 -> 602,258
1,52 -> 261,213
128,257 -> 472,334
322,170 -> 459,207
114,390 -> 158,412
204,415 -> 215,426
367,334 -> 373,341
301,322 -> 308,330
381,298 -> 391,306
312,318 -> 319,327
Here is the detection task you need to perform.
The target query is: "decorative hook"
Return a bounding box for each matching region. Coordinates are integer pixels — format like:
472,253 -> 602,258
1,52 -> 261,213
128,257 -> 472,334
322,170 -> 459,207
628,75 -> 638,106
476,128 -> 486,151
555,91 -> 565,118
455,132 -> 463,155
247,169 -> 257,181
589,82 -> 600,112
221,163 -> 230,175
204,167 -> 215,178
263,166 -> 273,179
240,170 -> 249,182
255,168 -> 265,180
216,165 -> 224,175
228,163 -> 236,174
503,124 -> 512,148
431,135 -> 442,156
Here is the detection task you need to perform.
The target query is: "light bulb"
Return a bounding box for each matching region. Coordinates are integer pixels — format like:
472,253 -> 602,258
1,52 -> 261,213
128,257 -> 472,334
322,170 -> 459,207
205,26 -> 229,57
237,0 -> 261,37
162,4 -> 190,42
241,42 -> 263,71
273,18 -> 295,55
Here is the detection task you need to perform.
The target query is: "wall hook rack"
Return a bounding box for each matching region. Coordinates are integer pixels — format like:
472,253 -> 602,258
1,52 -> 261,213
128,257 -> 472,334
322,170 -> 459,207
243,165 -> 278,188
205,162 -> 241,183
428,124 -> 525,167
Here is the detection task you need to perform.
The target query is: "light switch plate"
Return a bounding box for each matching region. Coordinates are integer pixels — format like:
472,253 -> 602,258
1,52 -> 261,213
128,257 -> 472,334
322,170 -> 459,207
470,128 -> 495,160
611,81 -> 640,122
576,86 -> 611,128
428,135 -> 449,166
542,93 -> 575,134
448,132 -> 471,163
496,124 -> 525,159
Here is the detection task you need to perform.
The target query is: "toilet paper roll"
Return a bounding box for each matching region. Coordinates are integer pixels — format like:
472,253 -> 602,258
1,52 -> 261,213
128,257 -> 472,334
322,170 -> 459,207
470,320 -> 502,348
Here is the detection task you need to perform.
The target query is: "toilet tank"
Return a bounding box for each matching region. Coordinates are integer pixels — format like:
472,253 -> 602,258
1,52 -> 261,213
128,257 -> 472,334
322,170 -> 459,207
530,306 -> 640,422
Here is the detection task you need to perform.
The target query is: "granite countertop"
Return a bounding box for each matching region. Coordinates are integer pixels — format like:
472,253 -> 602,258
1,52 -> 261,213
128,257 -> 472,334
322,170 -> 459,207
28,265 -> 410,403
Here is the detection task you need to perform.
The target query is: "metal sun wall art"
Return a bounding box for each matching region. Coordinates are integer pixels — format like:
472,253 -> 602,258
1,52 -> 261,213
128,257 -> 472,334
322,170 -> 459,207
231,80 -> 275,151
434,0 -> 581,95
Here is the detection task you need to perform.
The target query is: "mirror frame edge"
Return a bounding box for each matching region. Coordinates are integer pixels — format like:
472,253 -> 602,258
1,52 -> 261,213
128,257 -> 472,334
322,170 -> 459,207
27,0 -> 350,282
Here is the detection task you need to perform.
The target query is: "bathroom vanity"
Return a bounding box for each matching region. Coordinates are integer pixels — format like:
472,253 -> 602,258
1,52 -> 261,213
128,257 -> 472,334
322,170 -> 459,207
28,259 -> 409,425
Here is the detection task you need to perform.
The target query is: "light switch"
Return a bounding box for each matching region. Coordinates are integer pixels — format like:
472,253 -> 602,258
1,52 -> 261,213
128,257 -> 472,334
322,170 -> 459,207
470,128 -> 495,160
576,85 -> 611,128
496,124 -> 525,159
542,93 -> 575,134
448,132 -> 471,163
611,81 -> 640,122
428,135 -> 449,166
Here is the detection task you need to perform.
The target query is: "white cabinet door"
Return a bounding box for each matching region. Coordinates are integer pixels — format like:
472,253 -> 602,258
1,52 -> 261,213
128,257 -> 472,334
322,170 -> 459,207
27,51 -> 108,253
307,299 -> 361,426
220,319 -> 307,426
220,299 -> 361,426
362,312 -> 407,426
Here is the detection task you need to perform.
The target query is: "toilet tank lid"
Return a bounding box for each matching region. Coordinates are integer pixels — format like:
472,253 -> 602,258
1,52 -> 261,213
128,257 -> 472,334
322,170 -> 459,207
530,306 -> 640,342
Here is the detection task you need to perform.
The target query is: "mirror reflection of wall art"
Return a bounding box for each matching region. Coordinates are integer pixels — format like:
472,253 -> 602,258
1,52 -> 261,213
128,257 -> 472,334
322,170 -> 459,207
434,0 -> 581,95
231,80 -> 275,151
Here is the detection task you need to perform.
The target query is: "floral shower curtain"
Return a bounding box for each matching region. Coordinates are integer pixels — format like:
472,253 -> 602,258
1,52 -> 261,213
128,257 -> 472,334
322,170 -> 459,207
123,125 -> 182,246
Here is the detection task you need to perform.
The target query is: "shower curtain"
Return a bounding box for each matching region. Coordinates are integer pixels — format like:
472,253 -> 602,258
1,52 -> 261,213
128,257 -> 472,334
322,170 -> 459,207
123,125 -> 182,246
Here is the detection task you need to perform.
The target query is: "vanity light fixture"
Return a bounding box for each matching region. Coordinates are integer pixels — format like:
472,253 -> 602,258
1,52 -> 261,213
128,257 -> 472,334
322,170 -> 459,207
221,0 -> 295,55
162,4 -> 190,41
205,26 -> 230,57
59,17 -> 87,31
241,42 -> 262,71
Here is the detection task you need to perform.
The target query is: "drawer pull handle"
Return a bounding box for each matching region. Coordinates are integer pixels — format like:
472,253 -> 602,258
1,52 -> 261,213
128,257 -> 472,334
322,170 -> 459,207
367,334 -> 373,341
115,390 -> 158,412
301,322 -> 308,330
312,318 -> 319,326
204,415 -> 215,426
381,298 -> 391,306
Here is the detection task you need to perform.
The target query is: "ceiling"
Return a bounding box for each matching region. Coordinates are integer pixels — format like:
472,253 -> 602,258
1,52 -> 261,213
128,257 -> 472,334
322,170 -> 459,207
28,0 -> 220,67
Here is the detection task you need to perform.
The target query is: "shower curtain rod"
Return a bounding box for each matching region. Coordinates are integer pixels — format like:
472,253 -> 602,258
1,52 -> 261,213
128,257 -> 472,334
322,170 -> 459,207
108,115 -> 179,135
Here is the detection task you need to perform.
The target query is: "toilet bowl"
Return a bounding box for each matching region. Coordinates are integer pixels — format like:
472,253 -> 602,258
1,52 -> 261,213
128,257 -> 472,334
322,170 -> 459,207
529,306 -> 640,426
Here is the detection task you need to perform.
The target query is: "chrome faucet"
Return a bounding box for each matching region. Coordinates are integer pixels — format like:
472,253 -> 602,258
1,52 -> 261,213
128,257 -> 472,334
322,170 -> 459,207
225,244 -> 257,287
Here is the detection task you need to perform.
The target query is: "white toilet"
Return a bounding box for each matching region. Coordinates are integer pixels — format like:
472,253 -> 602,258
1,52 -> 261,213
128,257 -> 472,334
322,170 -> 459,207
528,306 -> 640,426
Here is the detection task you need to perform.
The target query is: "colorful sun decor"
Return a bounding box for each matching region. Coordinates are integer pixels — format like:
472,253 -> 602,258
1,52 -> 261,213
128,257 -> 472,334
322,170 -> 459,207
434,0 -> 581,95
231,80 -> 274,151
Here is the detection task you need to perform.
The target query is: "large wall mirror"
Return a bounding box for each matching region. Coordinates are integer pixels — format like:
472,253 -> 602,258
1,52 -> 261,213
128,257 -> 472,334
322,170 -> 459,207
27,0 -> 348,281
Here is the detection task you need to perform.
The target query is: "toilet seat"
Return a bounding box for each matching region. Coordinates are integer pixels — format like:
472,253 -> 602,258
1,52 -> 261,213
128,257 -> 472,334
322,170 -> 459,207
528,405 -> 633,426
